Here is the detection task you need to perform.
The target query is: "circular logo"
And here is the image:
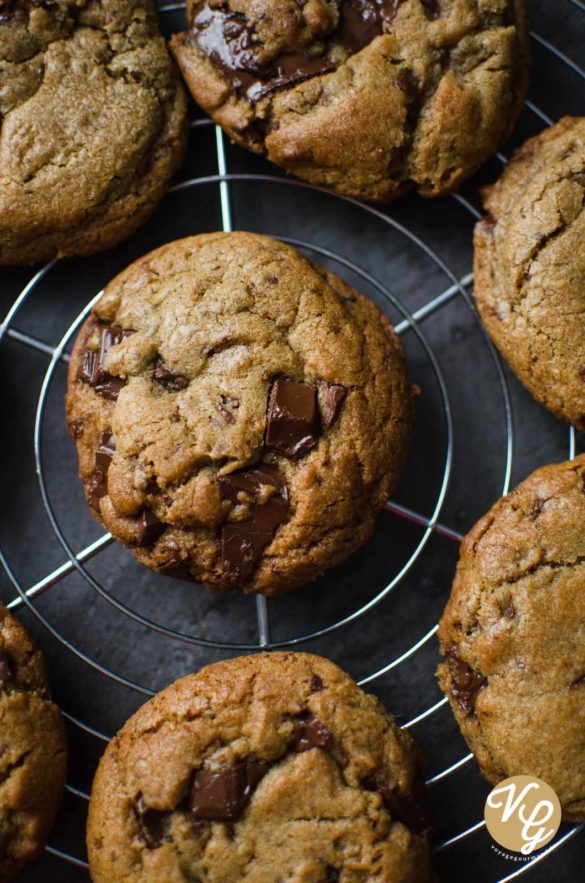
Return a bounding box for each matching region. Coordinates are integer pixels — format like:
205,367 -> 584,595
484,775 -> 561,856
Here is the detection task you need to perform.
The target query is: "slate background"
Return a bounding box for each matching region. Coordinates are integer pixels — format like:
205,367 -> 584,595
1,1 -> 584,880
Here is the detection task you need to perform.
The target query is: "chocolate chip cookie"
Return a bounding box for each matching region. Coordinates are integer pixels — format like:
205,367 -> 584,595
475,117 -> 585,429
0,602 -> 67,882
0,0 -> 188,266
171,0 -> 529,202
87,652 -> 433,882
66,231 -> 413,595
437,455 -> 585,820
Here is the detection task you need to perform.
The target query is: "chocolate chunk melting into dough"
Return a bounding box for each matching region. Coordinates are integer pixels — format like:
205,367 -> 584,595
136,509 -> 165,547
265,378 -> 320,458
0,651 -> 14,688
153,360 -> 189,391
190,762 -> 269,822
320,382 -> 347,430
219,465 -> 289,584
189,0 -> 405,103
294,713 -> 332,752
88,431 -> 116,509
363,771 -> 432,836
80,324 -> 131,401
134,795 -> 167,849
447,652 -> 487,716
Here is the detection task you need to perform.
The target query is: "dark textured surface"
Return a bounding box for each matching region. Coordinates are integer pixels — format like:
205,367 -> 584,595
0,1 -> 584,880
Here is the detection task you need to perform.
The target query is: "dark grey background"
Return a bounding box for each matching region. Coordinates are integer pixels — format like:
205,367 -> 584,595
1,1 -> 584,880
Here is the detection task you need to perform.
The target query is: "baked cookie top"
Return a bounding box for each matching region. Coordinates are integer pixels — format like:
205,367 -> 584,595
475,116 -> 585,429
171,0 -> 529,201
0,603 -> 67,883
437,455 -> 585,821
87,652 -> 432,883
66,232 -> 413,595
0,0 -> 187,265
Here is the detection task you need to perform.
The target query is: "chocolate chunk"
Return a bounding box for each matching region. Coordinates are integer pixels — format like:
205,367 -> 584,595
153,360 -> 189,391
134,795 -> 167,849
501,597 -> 515,619
191,6 -> 335,102
447,652 -> 487,716
88,431 -> 116,509
218,464 -> 287,507
363,771 -> 433,837
336,0 -> 384,53
320,382 -> 347,430
136,510 -> 165,546
311,674 -> 325,692
317,871 -> 339,883
144,477 -> 160,495
68,419 -> 84,439
219,464 -> 289,583
294,713 -> 332,752
570,673 -> 585,688
80,323 -> 131,401
421,0 -> 441,19
95,431 -> 116,475
0,651 -> 14,688
217,394 -> 239,423
190,762 -> 269,822
265,378 -> 320,458
221,495 -> 288,583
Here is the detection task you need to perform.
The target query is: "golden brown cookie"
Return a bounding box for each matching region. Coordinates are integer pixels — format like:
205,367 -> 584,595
0,603 -> 67,883
437,455 -> 585,821
171,0 -> 529,202
65,232 -> 413,595
0,0 -> 188,266
87,652 -> 433,883
475,117 -> 585,429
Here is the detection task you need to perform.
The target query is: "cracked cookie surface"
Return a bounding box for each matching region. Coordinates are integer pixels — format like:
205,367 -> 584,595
437,455 -> 585,821
0,603 -> 67,883
0,0 -> 188,265
171,0 -> 529,202
475,117 -> 585,429
65,231 -> 413,595
87,652 -> 432,883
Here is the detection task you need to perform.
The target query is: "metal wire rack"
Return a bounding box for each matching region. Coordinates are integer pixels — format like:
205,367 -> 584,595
0,2 -> 583,880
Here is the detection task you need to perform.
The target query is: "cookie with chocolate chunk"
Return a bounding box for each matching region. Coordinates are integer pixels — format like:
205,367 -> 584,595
475,117 -> 585,429
437,455 -> 585,821
171,0 -> 529,202
0,602 -> 67,882
0,0 -> 187,265
87,652 -> 433,882
66,231 -> 413,595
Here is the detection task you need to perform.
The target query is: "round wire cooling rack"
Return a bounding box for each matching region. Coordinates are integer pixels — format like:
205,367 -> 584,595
0,2 -> 584,879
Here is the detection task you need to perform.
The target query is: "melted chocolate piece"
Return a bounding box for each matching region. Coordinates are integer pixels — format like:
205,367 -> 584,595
80,323 -> 131,401
320,382 -> 347,430
0,651 -> 14,688
317,871 -> 339,883
421,0 -> 440,19
134,795 -> 167,849
218,464 -> 287,506
190,0 -> 404,104
363,771 -> 432,837
136,510 -> 165,546
570,673 -> 585,688
265,378 -> 320,458
222,496 -> 288,583
153,360 -> 189,391
88,431 -> 116,509
294,713 -> 332,752
447,652 -> 487,716
219,465 -> 289,583
190,762 -> 269,822
311,673 -> 325,692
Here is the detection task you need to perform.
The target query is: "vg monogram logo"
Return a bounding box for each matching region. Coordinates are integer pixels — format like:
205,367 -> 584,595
484,775 -> 562,856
